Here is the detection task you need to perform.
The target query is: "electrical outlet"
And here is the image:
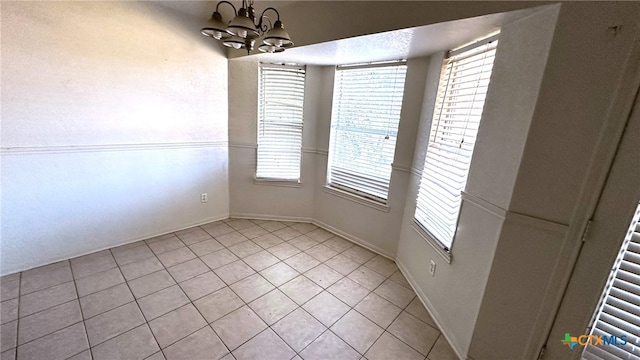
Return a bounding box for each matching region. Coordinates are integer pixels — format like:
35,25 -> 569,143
201,193 -> 208,203
429,260 -> 436,277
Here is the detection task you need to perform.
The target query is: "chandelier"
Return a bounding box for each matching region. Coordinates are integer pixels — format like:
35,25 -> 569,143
201,0 -> 293,54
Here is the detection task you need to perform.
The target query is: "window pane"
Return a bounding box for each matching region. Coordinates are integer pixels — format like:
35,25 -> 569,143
257,64 -> 306,180
414,37 -> 498,249
328,63 -> 407,201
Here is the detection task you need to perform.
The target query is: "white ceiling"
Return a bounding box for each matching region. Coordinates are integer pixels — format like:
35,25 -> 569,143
156,1 -> 546,66
245,7 -> 543,65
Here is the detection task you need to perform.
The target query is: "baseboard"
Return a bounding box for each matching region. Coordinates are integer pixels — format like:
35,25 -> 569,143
396,259 -> 467,360
229,212 -> 395,260
311,219 -> 395,260
2,214 -> 230,276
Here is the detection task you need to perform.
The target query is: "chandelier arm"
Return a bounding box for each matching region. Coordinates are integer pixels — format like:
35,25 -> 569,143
215,1 -> 237,16
257,7 -> 280,32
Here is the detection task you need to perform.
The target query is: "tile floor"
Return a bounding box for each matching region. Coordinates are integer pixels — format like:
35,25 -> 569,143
0,218 -> 458,360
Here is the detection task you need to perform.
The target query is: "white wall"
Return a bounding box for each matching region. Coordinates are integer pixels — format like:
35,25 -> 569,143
1,1 -> 229,274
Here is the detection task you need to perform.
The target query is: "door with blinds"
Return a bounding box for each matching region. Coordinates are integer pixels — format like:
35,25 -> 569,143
583,203 -> 640,360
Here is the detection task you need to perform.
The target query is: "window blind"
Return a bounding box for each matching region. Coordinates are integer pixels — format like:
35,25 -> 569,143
583,203 -> 640,360
256,64 -> 305,180
328,62 -> 407,202
414,37 -> 498,249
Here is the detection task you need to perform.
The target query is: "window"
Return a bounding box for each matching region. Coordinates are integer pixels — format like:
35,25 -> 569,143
256,64 -> 306,181
327,62 -> 407,202
414,35 -> 498,250
583,203 -> 640,360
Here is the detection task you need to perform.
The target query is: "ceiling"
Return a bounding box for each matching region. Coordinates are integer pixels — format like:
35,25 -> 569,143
157,1 -> 547,66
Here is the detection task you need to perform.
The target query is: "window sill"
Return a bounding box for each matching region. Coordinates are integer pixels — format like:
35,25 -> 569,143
253,178 -> 303,188
322,185 -> 390,213
412,220 -> 452,263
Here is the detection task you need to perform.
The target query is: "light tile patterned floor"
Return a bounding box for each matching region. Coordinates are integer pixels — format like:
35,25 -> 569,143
0,219 -> 459,360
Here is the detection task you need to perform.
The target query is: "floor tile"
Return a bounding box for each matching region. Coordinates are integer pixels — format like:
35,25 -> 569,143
0,298 -> 18,325
145,233 -> 176,243
1,321 -> 16,352
20,262 -> 72,294
79,283 -> 133,319
156,247 -> 196,268
260,262 -> 300,287
91,324 -> 159,360
70,250 -> 111,265
365,332 -> 424,360
389,270 -> 412,289
75,267 -> 124,297
273,308 -> 326,352
201,249 -> 239,270
267,242 -> 301,260
19,281 -> 77,317
228,241 -> 262,259
175,228 -> 213,245
342,246 -> 376,264
428,335 -> 458,360
179,271 -> 226,300
67,349 -> 92,360
71,254 -> 117,279
299,331 -> 360,360
243,251 -> 280,271
167,258 -> 209,282
289,222 -> 318,234
289,235 -> 319,251
194,287 -> 244,323
252,234 -> 284,249
331,310 -> 384,354
145,351 -> 166,360
272,227 -> 302,241
0,276 -> 20,302
215,261 -> 256,285
119,257 -> 164,281
248,289 -> 298,325
110,241 -> 147,254
111,245 -> 154,266
1,347 -> 15,360
279,276 -> 323,305
305,244 -> 338,262
348,266 -> 386,291
233,329 -> 295,360
219,353 -> 235,360
18,300 -> 82,345
325,254 -> 361,276
216,232 -> 249,248
324,236 -> 354,253
15,322 -> 88,360
128,270 -> 176,299
284,252 -> 321,273
306,228 -> 335,242
226,219 -> 255,231
85,301 -> 145,346
257,221 -> 287,232
328,278 -> 370,307
211,306 -> 267,350
237,225 -> 269,239
355,293 -> 402,328
406,297 -> 436,327
303,291 -> 350,327
364,256 -> 398,278
388,312 -> 440,356
201,221 -> 235,237
374,280 -> 415,308
305,264 -> 343,288
163,326 -> 228,360
188,239 -> 225,257
137,285 -> 189,321
147,236 -> 185,255
148,304 -> 207,348
230,274 -> 275,303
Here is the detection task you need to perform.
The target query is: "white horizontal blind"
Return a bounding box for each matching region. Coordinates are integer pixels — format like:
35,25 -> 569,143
414,38 -> 498,249
583,203 -> 640,360
328,62 -> 407,201
256,64 -> 305,180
